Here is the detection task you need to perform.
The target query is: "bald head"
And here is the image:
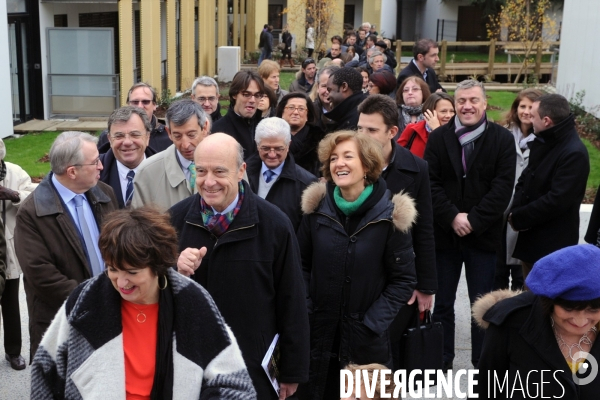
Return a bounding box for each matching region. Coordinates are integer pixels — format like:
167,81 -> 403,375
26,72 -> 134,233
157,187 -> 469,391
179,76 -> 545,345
194,133 -> 246,212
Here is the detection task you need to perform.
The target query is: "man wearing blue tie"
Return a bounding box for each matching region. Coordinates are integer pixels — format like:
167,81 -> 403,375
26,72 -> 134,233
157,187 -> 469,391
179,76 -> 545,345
99,106 -> 156,208
15,131 -> 117,362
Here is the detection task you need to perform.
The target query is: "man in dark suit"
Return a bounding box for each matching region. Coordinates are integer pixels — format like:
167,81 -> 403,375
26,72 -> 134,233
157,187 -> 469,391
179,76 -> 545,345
99,106 -> 156,208
424,79 -> 516,369
357,94 -> 437,369
510,94 -> 589,276
396,38 -> 445,93
246,117 -> 317,231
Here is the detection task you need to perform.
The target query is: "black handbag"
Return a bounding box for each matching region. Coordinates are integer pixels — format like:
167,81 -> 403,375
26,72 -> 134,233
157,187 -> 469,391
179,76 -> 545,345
399,310 -> 444,385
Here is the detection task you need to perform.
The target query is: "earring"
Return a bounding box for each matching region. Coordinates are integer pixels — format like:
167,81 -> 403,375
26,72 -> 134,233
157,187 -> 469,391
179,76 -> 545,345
159,275 -> 168,290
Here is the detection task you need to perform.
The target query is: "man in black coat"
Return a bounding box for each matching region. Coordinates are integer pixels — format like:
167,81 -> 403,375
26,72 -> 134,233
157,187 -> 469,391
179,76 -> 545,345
396,38 -> 445,94
246,117 -> 317,231
97,83 -> 172,153
357,94 -> 437,369
509,94 -> 589,274
324,68 -> 367,132
99,107 -> 157,208
424,79 -> 516,369
212,70 -> 265,160
171,133 -> 309,400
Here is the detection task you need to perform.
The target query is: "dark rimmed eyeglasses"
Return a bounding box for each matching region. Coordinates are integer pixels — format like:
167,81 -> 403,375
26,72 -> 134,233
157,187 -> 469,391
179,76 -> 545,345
129,99 -> 153,106
240,91 -> 265,99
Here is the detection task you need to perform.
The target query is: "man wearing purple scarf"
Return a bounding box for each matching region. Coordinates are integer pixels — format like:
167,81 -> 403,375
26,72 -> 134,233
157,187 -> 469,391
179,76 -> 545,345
423,79 -> 516,370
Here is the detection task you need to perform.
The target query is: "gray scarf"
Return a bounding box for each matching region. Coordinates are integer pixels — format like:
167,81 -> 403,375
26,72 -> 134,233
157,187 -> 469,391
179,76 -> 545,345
454,114 -> 487,175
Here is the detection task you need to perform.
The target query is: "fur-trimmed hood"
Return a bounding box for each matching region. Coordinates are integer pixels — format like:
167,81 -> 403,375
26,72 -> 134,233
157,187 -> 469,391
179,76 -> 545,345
300,181 -> 417,233
472,289 -> 522,329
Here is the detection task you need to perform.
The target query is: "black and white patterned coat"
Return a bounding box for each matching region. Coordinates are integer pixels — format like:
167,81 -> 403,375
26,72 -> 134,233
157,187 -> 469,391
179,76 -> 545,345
31,268 -> 257,399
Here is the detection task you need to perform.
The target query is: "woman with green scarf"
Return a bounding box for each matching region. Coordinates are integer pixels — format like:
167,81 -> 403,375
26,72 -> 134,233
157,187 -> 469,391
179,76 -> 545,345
296,130 -> 418,399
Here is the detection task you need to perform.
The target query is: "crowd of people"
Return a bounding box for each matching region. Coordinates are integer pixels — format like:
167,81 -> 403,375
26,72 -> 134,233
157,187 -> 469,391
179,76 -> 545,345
0,22 -> 598,400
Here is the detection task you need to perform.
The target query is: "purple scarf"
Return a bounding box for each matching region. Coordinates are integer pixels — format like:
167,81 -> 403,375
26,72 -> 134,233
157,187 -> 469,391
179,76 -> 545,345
199,182 -> 245,237
455,114 -> 487,174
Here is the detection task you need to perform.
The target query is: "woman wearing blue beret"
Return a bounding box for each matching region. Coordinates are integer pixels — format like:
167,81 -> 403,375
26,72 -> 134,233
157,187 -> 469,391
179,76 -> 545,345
472,244 -> 600,399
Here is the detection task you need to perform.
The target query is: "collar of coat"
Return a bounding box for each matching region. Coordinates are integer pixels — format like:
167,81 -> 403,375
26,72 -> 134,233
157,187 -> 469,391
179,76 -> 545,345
472,289 -> 528,329
535,113 -> 576,143
324,92 -> 367,122
33,172 -> 112,217
300,181 -> 417,233
246,152 -> 298,188
99,146 -> 157,181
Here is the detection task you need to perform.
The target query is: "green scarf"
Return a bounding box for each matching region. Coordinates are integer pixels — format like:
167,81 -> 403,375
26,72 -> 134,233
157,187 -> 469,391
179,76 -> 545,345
333,184 -> 373,216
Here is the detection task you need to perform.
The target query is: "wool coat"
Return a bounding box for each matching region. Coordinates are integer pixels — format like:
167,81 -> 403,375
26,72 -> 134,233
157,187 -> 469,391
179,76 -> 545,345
396,60 -> 444,94
31,269 -> 256,399
297,181 -> 417,399
511,115 -> 589,263
99,146 -> 157,208
289,71 -> 314,94
131,144 -> 193,210
323,92 -> 368,133
246,152 -> 318,231
212,107 -> 263,160
397,120 -> 429,158
169,181 -> 310,399
15,175 -> 117,359
0,161 -> 38,279
473,290 -> 600,399
424,118 -> 516,252
288,124 -> 326,177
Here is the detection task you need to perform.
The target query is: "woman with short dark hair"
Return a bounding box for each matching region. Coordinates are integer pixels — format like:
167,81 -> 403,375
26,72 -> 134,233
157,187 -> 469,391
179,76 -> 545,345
297,131 -> 417,398
31,206 -> 256,399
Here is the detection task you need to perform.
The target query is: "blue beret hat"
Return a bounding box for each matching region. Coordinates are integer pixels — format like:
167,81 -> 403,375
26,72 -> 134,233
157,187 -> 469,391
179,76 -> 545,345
526,244 -> 600,301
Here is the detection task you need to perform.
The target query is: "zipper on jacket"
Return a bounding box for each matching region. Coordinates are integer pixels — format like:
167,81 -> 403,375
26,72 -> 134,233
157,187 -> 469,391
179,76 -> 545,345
185,219 -> 255,248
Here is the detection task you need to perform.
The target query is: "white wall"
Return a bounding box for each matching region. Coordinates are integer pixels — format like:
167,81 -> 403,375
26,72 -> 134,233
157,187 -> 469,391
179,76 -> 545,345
556,0 -> 600,117
380,0 -> 396,39
39,3 -> 118,119
0,1 -> 15,137
420,0 -> 469,41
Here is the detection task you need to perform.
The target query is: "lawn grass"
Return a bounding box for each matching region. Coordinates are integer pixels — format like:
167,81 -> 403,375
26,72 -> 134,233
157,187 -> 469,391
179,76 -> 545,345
4,132 -> 61,178
583,138 -> 600,190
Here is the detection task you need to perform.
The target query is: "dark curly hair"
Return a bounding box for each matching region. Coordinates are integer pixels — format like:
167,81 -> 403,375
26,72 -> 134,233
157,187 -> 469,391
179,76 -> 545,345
330,67 -> 363,94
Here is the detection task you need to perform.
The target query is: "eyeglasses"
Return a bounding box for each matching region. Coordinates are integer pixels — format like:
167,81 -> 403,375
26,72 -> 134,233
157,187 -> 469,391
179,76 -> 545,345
240,91 -> 265,99
128,99 -> 153,106
259,146 -> 287,154
402,87 -> 422,93
284,106 -> 308,114
110,131 -> 147,141
195,96 -> 218,103
72,157 -> 101,168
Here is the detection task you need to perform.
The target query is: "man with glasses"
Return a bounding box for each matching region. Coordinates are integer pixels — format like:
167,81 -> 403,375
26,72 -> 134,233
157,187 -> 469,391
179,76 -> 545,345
97,83 -> 172,153
289,58 -> 317,94
131,100 -> 210,210
246,117 -> 317,231
212,70 -> 267,160
15,131 -> 118,361
99,106 -> 157,208
191,76 -> 222,123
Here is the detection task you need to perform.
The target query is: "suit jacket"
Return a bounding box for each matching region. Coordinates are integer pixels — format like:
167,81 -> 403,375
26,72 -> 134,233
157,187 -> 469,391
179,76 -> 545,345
246,153 -> 318,231
169,182 -> 310,399
212,108 -> 262,160
99,147 -> 157,208
15,175 -> 117,359
424,118 -> 516,252
396,60 -> 444,93
511,115 -> 589,263
131,144 -> 193,210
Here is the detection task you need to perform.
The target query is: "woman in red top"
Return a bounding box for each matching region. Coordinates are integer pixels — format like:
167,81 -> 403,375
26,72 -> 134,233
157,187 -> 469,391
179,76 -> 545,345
397,92 -> 455,158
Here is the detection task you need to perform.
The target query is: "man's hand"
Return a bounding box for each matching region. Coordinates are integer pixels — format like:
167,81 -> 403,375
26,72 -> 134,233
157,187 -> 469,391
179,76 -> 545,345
407,290 -> 434,312
279,383 -> 298,399
177,247 -> 207,276
451,213 -> 472,237
0,186 -> 19,202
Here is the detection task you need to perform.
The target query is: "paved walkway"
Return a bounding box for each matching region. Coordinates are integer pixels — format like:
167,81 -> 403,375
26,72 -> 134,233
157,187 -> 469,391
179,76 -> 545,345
0,206 -> 593,399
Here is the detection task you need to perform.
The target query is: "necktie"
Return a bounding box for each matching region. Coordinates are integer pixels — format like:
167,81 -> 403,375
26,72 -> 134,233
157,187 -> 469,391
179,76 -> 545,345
125,170 -> 135,206
73,195 -> 102,276
188,162 -> 196,192
264,170 -> 276,183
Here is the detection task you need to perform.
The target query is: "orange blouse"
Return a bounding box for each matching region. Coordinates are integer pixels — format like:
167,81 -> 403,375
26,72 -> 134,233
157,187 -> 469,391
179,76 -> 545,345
121,300 -> 159,400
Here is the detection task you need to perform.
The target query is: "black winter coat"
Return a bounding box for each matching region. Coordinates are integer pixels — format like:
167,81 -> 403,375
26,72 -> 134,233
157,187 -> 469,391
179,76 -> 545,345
382,142 -> 437,293
212,108 -> 262,160
246,153 -> 318,231
474,291 -> 600,399
169,182 -> 309,399
297,181 -> 417,399
323,92 -> 368,133
424,119 -> 516,252
511,115 -> 589,263
289,124 -> 326,177
396,61 -> 444,93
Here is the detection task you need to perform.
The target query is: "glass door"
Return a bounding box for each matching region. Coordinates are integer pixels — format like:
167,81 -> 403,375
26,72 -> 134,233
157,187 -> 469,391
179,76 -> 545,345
8,18 -> 30,124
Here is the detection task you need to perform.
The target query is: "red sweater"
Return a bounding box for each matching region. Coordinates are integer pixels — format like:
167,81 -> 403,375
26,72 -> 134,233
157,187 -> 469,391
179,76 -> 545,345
397,120 -> 429,158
